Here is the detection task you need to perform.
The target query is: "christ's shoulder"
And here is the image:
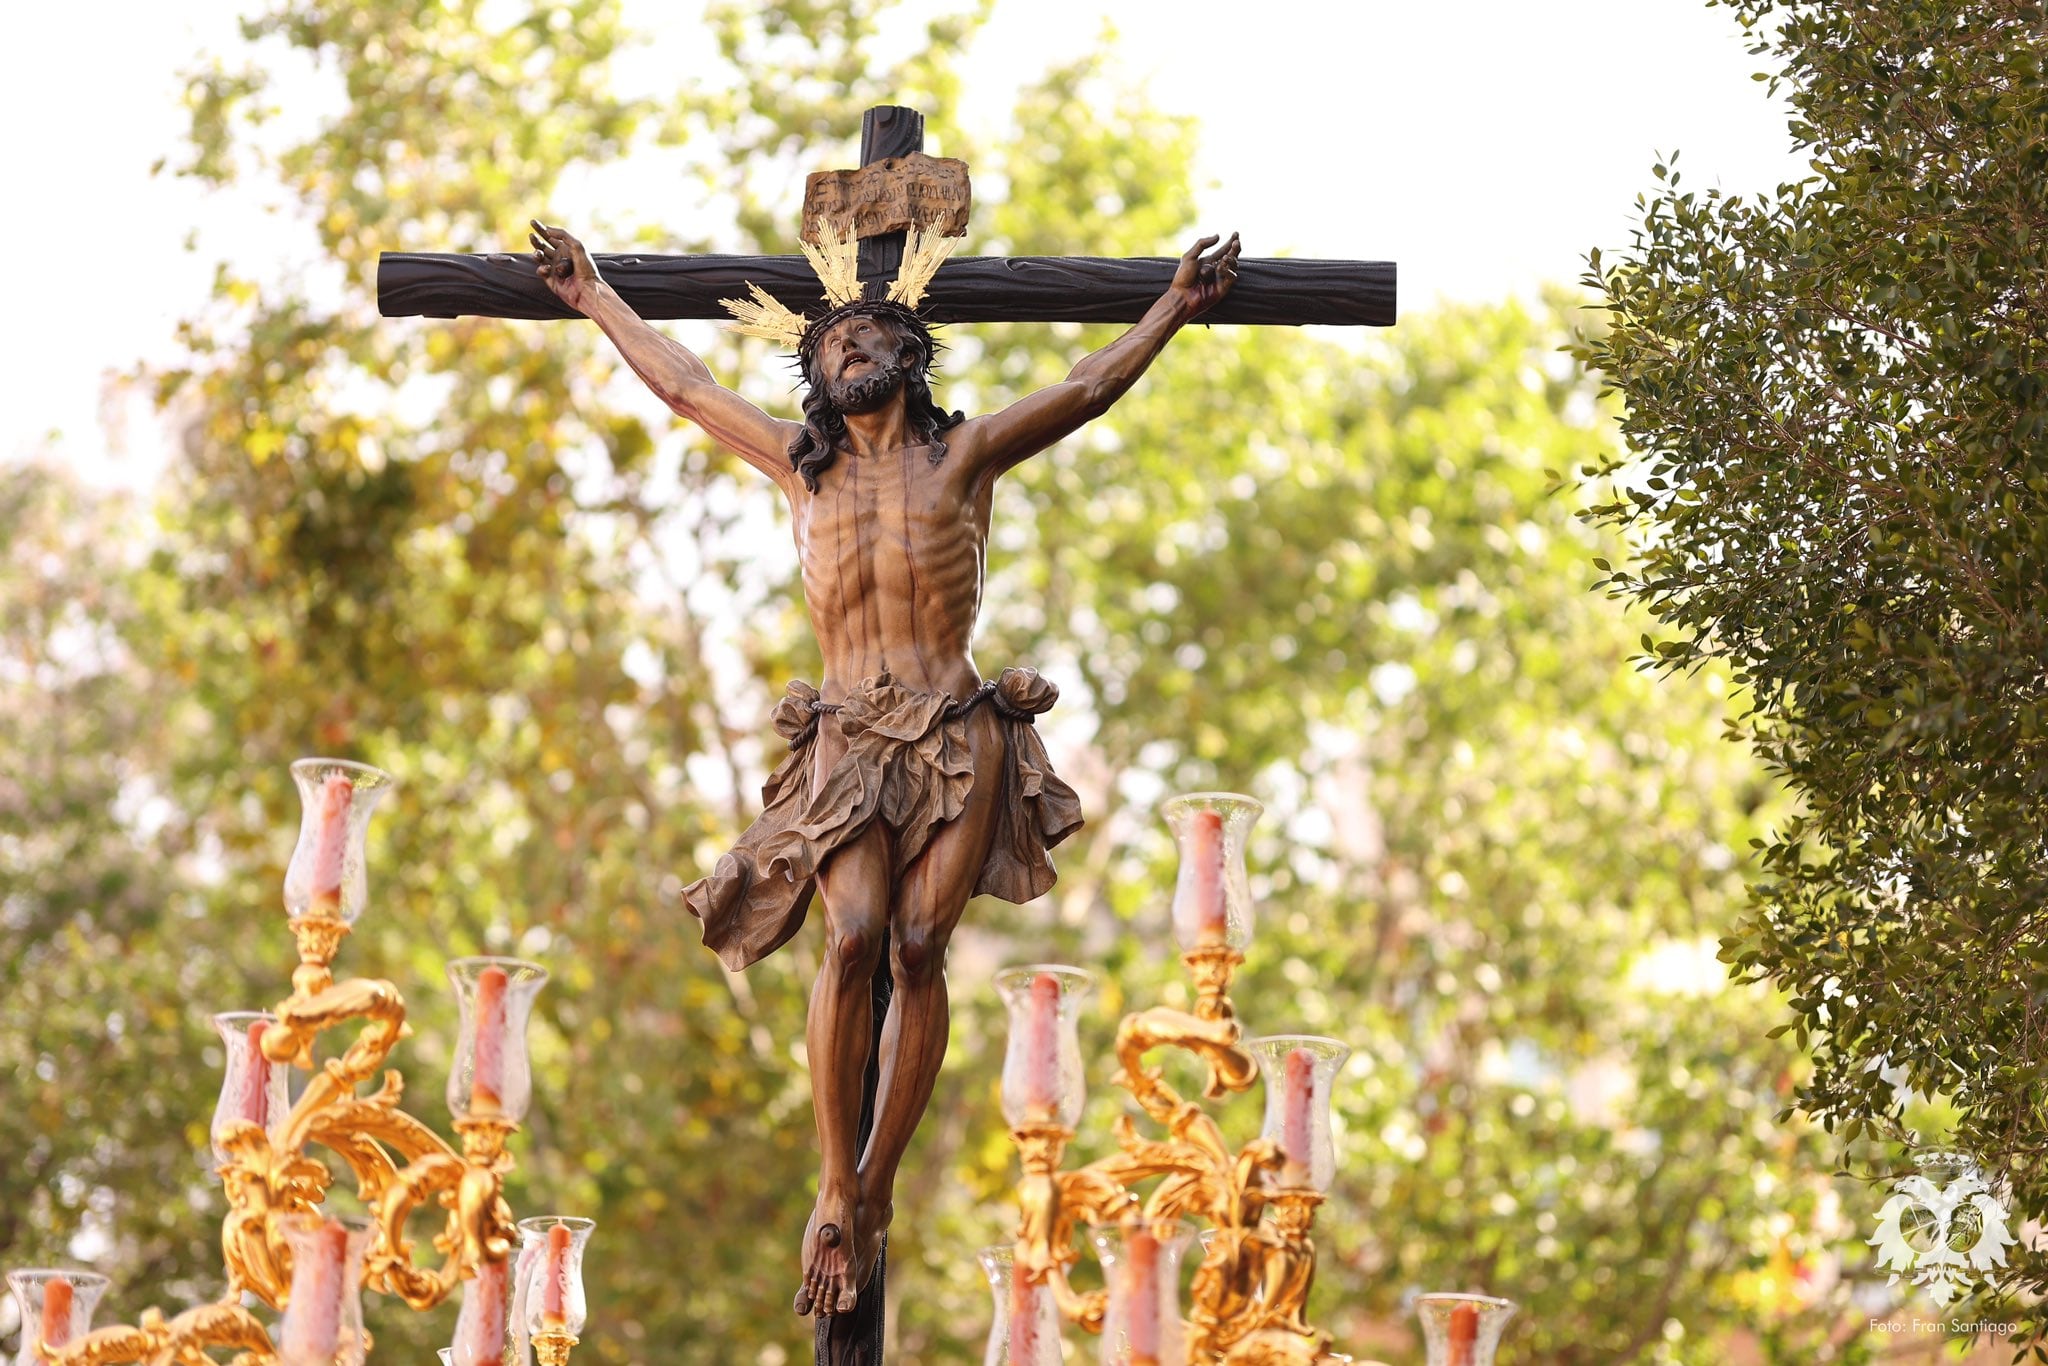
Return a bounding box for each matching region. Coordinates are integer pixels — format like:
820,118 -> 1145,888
937,414 -> 1002,478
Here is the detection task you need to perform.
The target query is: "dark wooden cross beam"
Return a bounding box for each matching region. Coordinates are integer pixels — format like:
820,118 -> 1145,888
377,107 -> 1395,328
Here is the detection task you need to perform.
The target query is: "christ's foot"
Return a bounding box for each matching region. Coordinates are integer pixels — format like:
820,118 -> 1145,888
852,1196 -> 892,1299
794,1187 -> 869,1317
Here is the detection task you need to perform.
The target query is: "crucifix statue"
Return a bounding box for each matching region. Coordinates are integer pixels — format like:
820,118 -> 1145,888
380,106 -> 1392,1363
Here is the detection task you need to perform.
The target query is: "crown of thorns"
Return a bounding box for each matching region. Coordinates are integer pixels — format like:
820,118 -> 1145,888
718,217 -> 959,362
793,298 -> 943,380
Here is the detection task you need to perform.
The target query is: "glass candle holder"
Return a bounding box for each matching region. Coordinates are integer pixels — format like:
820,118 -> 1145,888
516,1217 -> 593,1338
994,965 -> 1094,1130
505,1228 -> 541,1366
275,1214 -> 372,1366
283,759 -> 395,924
209,1011 -> 289,1169
1246,1035 -> 1351,1192
449,1253 -> 512,1366
5,1270 -> 110,1366
977,1245 -> 1062,1366
1162,793 -> 1261,952
1416,1293 -> 1517,1366
447,958 -> 549,1124
1092,1220 -> 1194,1366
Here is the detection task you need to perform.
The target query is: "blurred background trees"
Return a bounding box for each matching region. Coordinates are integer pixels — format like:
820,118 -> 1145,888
1578,0 -> 2048,1338
0,0 -> 1925,1361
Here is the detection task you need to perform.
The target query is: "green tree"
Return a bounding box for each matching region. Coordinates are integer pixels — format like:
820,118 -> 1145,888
0,468 -> 222,1307
1575,0 -> 2048,1335
4,2 -> 1881,1363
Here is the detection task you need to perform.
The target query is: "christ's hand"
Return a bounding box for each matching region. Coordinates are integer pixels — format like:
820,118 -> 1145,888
1168,232 -> 1241,319
524,218 -> 798,485
963,231 -> 1245,476
530,220 -> 605,313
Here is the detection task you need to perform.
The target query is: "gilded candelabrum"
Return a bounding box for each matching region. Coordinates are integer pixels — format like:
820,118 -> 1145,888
1001,793 -> 1353,1366
21,758 -> 589,1366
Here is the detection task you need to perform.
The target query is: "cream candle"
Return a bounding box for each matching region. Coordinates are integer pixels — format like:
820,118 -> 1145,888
451,1257 -> 508,1366
470,965 -> 510,1114
540,1223 -> 571,1326
238,1020 -> 273,1129
1009,1257 -> 1042,1365
1018,973 -> 1062,1118
1123,1227 -> 1161,1364
281,1219 -> 350,1364
1278,1047 -> 1316,1184
1448,1301 -> 1478,1366
1183,809 -> 1226,944
308,774 -> 354,917
37,1277 -> 74,1362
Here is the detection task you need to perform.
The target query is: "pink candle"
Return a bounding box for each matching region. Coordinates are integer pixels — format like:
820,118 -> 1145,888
1278,1047 -> 1317,1183
282,1219 -> 349,1363
238,1020 -> 273,1129
1183,809 -> 1227,944
38,1277 -> 75,1361
309,773 -> 353,916
1008,1258 -> 1042,1365
1123,1228 -> 1161,1363
540,1223 -> 571,1326
451,1257 -> 508,1366
1448,1302 -> 1478,1366
1018,973 -> 1062,1118
471,965 -> 510,1114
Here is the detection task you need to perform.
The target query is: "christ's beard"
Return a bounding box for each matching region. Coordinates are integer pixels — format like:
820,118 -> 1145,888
825,356 -> 906,414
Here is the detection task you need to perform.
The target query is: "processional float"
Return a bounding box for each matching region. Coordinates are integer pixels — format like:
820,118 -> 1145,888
10,764 -> 1517,1366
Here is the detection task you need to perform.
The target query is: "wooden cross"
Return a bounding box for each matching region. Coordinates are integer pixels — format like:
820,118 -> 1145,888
377,106 -> 1395,328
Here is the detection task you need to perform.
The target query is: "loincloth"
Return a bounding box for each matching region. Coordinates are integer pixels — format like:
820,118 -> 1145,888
681,667 -> 1084,971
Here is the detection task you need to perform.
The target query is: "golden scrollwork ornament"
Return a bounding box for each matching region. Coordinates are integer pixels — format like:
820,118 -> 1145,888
1000,793 -> 1353,1366
30,759 -> 575,1366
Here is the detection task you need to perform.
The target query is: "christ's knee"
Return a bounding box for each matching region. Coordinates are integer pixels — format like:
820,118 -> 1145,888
891,924 -> 951,989
825,909 -> 887,989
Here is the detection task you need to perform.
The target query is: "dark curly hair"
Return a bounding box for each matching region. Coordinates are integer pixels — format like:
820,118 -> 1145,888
788,300 -> 965,492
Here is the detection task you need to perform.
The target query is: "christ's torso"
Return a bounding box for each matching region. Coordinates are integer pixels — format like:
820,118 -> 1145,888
789,441 -> 995,702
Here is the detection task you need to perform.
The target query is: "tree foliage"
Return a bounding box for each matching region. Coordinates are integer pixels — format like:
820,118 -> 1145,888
0,471 -> 220,1309
0,1 -> 1904,1362
1575,0 -> 2048,1335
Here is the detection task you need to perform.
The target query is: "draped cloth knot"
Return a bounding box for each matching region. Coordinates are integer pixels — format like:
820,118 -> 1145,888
772,680 -> 825,750
680,667 -> 1084,971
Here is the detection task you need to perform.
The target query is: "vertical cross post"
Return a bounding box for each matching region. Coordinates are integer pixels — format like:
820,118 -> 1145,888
815,112 -> 916,1362
854,105 -> 924,294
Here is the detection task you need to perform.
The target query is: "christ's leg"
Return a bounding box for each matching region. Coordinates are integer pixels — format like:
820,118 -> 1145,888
795,820 -> 891,1318
853,708 -> 1007,1274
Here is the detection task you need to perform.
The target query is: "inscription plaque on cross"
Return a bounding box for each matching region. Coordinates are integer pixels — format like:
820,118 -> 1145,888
379,107 -> 1395,1366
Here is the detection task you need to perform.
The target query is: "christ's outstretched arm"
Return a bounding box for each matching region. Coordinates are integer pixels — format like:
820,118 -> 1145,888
531,221 -> 800,486
958,231 -> 1240,476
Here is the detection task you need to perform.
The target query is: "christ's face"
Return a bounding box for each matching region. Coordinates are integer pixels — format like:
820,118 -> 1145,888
814,314 -> 910,413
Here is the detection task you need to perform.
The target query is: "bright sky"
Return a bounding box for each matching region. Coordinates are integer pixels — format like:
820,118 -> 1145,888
1,0 -> 1803,491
